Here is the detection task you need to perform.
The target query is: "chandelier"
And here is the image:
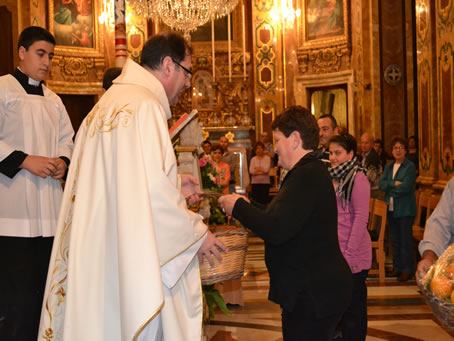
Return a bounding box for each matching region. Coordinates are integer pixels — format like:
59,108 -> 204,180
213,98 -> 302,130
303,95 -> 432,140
213,0 -> 240,19
128,0 -> 240,33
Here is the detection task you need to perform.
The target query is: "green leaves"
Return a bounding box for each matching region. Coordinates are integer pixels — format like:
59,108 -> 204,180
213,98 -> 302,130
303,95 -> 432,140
203,285 -> 232,318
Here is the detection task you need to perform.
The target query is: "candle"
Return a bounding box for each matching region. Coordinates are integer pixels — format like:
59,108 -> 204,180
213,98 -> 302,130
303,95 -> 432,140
211,18 -> 215,82
228,13 -> 232,82
242,0 -> 246,80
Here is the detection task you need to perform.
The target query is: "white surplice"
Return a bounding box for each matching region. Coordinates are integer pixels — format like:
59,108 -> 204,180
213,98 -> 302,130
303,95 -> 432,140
38,59 -> 208,341
0,75 -> 74,237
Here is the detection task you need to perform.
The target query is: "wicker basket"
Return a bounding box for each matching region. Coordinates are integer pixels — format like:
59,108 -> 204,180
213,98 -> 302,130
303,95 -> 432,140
200,226 -> 248,285
418,283 -> 454,329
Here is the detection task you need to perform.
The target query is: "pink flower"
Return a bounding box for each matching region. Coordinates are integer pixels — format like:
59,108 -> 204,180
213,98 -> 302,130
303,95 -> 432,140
199,158 -> 207,167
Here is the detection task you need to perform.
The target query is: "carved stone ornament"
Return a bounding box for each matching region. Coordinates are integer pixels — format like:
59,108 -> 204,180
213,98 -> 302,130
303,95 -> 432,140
297,44 -> 350,74
384,64 -> 403,87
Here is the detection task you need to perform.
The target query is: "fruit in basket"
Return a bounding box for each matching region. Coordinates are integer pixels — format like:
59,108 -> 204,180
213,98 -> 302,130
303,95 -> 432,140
446,263 -> 454,280
430,275 -> 452,300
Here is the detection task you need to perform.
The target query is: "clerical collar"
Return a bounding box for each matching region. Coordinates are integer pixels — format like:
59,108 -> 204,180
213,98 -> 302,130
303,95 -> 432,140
13,68 -> 44,96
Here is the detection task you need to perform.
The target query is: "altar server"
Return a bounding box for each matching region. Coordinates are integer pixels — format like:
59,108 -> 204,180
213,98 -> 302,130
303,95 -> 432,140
0,26 -> 74,340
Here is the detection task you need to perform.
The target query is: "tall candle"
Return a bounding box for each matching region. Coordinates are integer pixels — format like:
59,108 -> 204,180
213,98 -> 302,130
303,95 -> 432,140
211,18 -> 215,82
228,13 -> 232,82
242,1 -> 246,80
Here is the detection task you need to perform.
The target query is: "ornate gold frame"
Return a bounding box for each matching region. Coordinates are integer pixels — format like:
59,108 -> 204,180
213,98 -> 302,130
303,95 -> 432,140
297,0 -> 350,51
46,0 -> 105,94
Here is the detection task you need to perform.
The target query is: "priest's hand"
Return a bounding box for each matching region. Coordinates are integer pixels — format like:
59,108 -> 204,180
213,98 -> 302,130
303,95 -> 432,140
50,157 -> 68,180
181,174 -> 202,205
20,155 -> 57,179
198,231 -> 227,268
219,194 -> 250,216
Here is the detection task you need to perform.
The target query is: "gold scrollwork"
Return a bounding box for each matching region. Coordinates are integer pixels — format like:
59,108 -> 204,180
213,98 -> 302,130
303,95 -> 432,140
297,45 -> 350,74
56,57 -> 95,82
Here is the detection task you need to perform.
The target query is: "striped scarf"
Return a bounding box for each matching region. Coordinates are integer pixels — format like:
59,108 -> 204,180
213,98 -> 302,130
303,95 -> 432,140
328,157 -> 366,208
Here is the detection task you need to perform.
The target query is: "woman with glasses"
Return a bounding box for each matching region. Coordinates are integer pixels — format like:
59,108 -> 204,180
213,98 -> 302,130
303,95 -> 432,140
379,136 -> 417,282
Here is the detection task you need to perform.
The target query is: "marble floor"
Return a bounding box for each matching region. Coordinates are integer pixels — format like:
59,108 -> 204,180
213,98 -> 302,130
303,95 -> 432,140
205,236 -> 454,341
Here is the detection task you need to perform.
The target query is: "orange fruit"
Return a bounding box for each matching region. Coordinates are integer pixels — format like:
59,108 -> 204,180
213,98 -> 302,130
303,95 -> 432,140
451,290 -> 454,303
446,263 -> 454,280
431,275 -> 452,299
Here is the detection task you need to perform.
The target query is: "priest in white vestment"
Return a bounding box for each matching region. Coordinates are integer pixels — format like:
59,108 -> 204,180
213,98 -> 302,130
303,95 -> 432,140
0,27 -> 74,340
38,32 -> 225,341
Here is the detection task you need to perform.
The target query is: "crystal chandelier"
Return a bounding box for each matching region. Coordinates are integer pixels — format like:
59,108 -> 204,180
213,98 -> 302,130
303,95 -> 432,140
128,0 -> 239,33
213,0 -> 240,18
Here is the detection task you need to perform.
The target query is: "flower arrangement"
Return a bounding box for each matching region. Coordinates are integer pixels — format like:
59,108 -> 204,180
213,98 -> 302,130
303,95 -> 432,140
199,154 -> 227,225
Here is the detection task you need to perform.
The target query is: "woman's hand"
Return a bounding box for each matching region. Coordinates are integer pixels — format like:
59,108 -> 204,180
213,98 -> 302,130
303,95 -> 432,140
394,180 -> 403,186
219,194 -> 249,216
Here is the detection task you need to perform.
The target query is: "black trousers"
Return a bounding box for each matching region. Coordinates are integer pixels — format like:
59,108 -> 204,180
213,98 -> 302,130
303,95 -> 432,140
0,236 -> 54,341
281,294 -> 343,341
338,270 -> 369,341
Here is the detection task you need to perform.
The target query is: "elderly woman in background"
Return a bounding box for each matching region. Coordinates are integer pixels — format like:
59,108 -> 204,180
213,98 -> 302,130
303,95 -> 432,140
329,133 -> 372,341
219,106 -> 352,341
249,142 -> 272,205
379,136 -> 417,282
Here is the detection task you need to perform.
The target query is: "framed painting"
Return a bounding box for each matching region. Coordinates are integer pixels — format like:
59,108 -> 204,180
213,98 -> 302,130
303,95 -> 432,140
47,0 -> 105,94
297,0 -> 350,50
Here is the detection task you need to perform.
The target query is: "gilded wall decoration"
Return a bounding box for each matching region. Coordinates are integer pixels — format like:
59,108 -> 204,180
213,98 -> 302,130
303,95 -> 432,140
252,0 -> 284,136
438,42 -> 454,176
126,2 -> 147,63
418,59 -> 433,172
297,45 -> 349,73
30,0 -> 46,27
256,21 -> 277,91
437,0 -> 454,37
418,2 -> 429,47
47,0 -> 105,94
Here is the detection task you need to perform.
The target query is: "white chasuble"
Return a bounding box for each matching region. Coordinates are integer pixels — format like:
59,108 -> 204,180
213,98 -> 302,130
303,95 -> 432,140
0,75 -> 74,237
38,59 -> 207,341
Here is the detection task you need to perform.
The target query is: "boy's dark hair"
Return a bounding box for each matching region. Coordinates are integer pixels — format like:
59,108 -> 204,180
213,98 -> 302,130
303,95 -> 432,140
102,67 -> 122,90
18,26 -> 55,50
140,32 -> 192,70
272,106 -> 319,150
203,140 -> 212,146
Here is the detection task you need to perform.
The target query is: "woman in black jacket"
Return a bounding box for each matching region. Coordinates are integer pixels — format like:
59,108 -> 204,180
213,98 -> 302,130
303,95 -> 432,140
220,106 -> 352,341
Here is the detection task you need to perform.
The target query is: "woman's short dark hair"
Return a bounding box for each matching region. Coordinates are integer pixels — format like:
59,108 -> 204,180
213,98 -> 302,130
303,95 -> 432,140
329,133 -> 358,155
140,32 -> 193,70
18,26 -> 55,50
211,144 -> 223,153
391,136 -> 408,151
271,106 -> 319,150
255,142 -> 265,150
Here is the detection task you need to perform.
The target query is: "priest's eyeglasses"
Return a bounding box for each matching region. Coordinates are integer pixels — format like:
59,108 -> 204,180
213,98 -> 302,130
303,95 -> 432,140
172,59 -> 192,79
